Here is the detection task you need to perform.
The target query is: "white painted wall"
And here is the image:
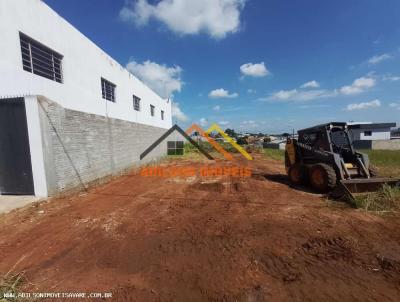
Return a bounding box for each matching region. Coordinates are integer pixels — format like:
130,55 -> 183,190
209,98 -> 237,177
24,96 -> 48,197
351,129 -> 391,141
0,0 -> 172,129
360,131 -> 391,141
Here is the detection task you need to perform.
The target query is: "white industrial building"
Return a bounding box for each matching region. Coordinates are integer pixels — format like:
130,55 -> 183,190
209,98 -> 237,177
348,122 -> 396,141
0,0 -> 172,197
348,122 -> 397,149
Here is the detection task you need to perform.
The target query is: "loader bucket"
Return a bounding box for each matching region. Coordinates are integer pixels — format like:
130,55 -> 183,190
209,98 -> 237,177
341,178 -> 400,193
331,178 -> 400,203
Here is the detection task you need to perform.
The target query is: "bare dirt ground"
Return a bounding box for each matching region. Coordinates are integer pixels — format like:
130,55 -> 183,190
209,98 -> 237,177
1,154 -> 400,301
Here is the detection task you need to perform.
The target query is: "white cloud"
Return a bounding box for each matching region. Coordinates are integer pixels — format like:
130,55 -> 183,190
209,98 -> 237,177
199,118 -> 208,127
240,120 -> 258,129
247,89 -> 256,94
345,99 -> 381,111
389,103 -> 400,110
297,104 -> 331,109
171,102 -> 189,122
270,89 -> 298,100
209,88 -> 238,99
242,120 -> 256,125
368,53 -> 393,65
266,89 -> 337,102
383,75 -> 400,82
126,60 -> 182,98
219,121 -> 230,126
240,62 -> 270,77
340,76 -> 376,95
213,105 -> 221,111
301,80 -> 320,89
262,75 -> 376,103
120,0 -> 246,39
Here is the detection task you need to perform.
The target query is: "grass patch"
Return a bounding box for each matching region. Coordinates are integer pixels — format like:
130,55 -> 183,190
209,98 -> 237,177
166,142 -> 223,161
359,150 -> 400,177
167,141 -> 267,161
260,149 -> 400,177
354,185 -> 400,213
167,142 -> 244,161
263,149 -> 285,162
0,272 -> 26,301
186,141 -> 240,154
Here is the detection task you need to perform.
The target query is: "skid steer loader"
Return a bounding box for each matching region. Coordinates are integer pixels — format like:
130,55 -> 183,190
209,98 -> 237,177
285,122 -> 399,201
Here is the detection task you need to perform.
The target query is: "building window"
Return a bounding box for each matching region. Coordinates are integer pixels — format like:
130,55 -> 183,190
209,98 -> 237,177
101,78 -> 116,102
133,95 -> 141,111
19,32 -> 63,83
161,110 -> 165,120
364,131 -> 372,137
167,141 -> 184,155
150,105 -> 155,117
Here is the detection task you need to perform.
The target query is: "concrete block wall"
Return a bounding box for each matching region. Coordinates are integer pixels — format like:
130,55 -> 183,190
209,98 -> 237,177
372,139 -> 400,150
38,98 -> 167,195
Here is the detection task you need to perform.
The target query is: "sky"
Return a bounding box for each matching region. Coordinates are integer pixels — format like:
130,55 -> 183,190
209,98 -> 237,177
43,0 -> 400,133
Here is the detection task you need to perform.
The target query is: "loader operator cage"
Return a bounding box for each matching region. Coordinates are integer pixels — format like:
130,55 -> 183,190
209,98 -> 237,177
302,132 -> 330,151
330,127 -> 352,150
298,122 -> 353,154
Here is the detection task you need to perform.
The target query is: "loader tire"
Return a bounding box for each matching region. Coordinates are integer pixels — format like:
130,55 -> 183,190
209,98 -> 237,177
369,165 -> 379,178
310,164 -> 337,193
288,164 -> 307,185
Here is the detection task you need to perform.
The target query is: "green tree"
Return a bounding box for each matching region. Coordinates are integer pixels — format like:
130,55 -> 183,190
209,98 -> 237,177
225,128 -> 237,138
236,137 -> 248,145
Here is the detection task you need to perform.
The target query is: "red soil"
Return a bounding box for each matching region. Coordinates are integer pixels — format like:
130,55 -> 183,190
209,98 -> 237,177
1,155 -> 400,301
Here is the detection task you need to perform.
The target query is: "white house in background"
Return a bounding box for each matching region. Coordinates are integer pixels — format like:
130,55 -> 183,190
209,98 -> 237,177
348,122 -> 397,141
0,0 -> 172,197
392,128 -> 400,139
263,139 -> 287,150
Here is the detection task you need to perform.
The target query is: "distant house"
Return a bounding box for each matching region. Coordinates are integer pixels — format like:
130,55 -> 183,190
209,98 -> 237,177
391,128 -> 400,139
263,139 -> 287,150
348,122 -> 397,149
349,122 -> 396,141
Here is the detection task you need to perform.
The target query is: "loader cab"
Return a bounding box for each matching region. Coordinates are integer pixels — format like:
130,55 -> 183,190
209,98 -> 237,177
328,125 -> 355,163
298,129 -> 330,152
298,123 -> 355,160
